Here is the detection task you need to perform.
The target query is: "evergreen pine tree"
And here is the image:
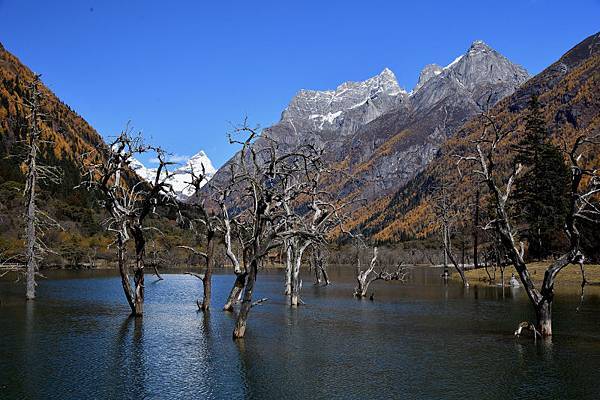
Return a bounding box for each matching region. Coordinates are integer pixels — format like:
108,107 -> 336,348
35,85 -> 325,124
514,95 -> 570,260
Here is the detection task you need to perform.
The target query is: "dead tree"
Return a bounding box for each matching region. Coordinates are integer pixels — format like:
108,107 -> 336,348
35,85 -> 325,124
221,202 -> 248,312
281,153 -> 355,306
79,127 -> 176,316
218,121 -> 334,337
21,75 -> 62,300
432,183 -> 469,286
473,188 -> 481,269
180,163 -> 222,311
354,247 -> 408,298
458,114 -> 600,337
310,245 -> 330,286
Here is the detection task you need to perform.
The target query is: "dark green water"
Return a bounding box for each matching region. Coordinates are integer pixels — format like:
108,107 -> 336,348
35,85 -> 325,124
1,267 -> 600,399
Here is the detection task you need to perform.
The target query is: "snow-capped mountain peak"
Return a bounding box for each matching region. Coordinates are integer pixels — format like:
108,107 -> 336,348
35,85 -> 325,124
130,150 -> 217,201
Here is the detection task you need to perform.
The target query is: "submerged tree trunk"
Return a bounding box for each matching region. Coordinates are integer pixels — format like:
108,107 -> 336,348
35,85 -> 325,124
24,78 -> 42,301
284,241 -> 292,295
290,249 -> 303,306
132,225 -> 146,316
444,227 -> 469,287
473,188 -> 480,269
312,247 -> 330,286
233,259 -> 258,339
117,234 -> 136,314
355,248 -> 377,298
536,299 -> 552,336
200,231 -> 215,311
320,264 -> 330,286
24,142 -> 37,301
310,248 -> 321,286
223,272 -> 247,311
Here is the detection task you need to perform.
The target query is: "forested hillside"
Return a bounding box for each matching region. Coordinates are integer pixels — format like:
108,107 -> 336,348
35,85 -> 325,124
0,42 -> 195,267
356,32 -> 600,259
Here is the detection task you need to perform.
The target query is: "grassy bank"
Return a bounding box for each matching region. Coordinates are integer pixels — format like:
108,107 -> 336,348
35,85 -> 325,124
452,262 -> 600,287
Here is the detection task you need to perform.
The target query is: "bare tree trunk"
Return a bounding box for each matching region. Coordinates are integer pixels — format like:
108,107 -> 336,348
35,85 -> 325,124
536,299 -> 552,336
24,78 -> 43,301
25,143 -> 37,300
223,272 -> 247,311
311,250 -> 321,285
233,259 -> 258,339
484,262 -> 494,283
132,225 -> 145,316
442,228 -> 449,277
320,264 -> 330,286
473,188 -> 480,269
284,241 -> 292,295
200,231 -> 215,311
312,247 -> 330,286
290,248 -> 303,306
355,248 -> 377,298
117,235 -> 136,314
444,227 -> 469,287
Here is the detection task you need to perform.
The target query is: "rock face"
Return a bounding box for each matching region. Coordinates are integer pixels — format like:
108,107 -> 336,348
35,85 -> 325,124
281,68 -> 407,137
414,64 -> 443,92
411,40 -> 529,111
132,151 -> 216,201
209,40 -> 530,203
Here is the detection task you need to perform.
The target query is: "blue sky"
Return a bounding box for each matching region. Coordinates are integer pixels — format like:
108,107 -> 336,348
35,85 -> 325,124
1,0 -> 599,167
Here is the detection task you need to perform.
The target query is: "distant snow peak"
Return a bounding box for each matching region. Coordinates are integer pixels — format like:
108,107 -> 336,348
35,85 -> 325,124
129,158 -> 157,183
131,150 -> 216,201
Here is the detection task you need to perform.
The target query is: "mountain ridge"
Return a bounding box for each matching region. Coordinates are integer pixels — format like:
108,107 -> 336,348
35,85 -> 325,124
358,31 -> 600,243
208,39 -> 529,209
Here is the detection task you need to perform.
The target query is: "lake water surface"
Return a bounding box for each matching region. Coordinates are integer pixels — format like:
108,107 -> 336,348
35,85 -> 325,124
1,267 -> 600,399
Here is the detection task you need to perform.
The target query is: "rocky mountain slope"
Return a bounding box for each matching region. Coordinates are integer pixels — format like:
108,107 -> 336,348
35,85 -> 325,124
358,31 -> 600,243
209,40 -> 529,204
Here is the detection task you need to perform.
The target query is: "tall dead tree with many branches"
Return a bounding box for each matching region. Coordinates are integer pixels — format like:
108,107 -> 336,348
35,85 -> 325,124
458,113 -> 600,336
180,163 -> 222,311
21,75 -> 61,300
217,121 -> 334,337
280,152 -> 355,306
431,183 -> 469,287
79,127 -> 176,316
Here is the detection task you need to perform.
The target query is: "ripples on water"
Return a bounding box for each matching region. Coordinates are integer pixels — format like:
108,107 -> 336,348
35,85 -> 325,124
1,267 -> 600,399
